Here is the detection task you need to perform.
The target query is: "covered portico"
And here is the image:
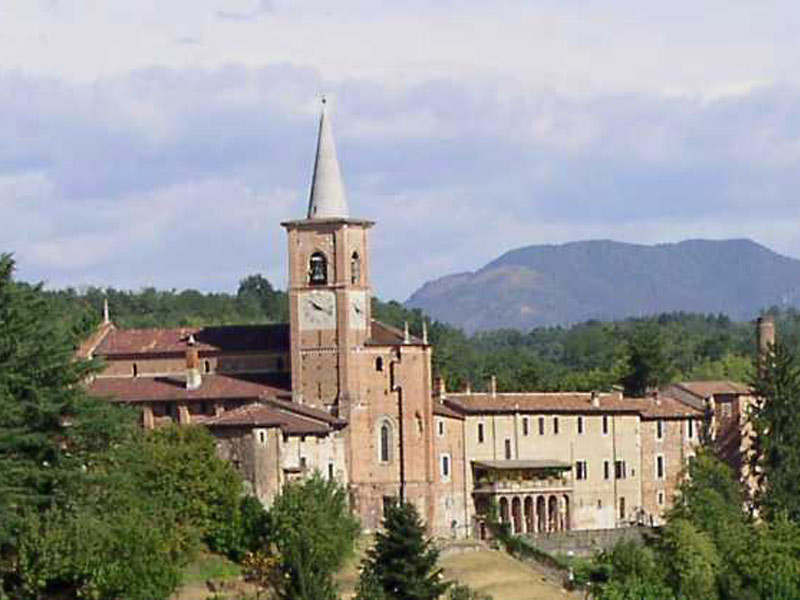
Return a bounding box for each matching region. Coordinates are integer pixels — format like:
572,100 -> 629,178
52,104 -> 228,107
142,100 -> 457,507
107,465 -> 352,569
472,460 -> 573,536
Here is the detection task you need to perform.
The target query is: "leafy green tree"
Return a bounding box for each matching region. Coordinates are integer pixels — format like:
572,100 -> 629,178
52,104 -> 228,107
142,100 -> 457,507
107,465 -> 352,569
751,341 -> 800,521
113,424 -> 244,554
268,473 -> 359,600
360,498 -> 449,600
621,323 -> 673,396
237,274 -> 289,322
658,519 -> 720,600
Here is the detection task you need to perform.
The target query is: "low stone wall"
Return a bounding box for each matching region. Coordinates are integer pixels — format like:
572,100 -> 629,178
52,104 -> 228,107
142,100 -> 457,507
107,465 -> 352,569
526,526 -> 649,557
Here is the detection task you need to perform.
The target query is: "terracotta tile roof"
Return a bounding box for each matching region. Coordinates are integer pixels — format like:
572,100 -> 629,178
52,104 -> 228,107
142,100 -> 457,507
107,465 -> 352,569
94,324 -> 289,357
671,381 -> 752,399
205,403 -> 341,436
434,401 -> 465,420
88,373 -> 290,403
444,391 -> 701,419
76,322 -> 115,359
637,395 -> 703,419
366,320 -> 424,346
444,392 -> 640,415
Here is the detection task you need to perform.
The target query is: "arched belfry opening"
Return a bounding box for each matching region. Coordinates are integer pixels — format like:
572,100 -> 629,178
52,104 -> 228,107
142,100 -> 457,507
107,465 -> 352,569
309,252 -> 328,285
350,251 -> 361,285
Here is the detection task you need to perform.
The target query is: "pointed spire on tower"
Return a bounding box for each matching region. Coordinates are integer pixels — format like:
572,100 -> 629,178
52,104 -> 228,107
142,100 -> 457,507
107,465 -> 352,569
307,96 -> 349,220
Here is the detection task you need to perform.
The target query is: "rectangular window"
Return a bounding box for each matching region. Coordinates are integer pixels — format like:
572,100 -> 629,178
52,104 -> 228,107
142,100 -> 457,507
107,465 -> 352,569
615,460 -> 627,480
300,456 -> 307,470
328,462 -> 335,480
602,415 -> 609,435
577,416 -> 584,434
603,460 -> 610,480
258,430 -> 266,444
440,453 -> 451,480
619,496 -> 626,520
656,455 -> 665,479
687,419 -> 695,439
504,439 -> 512,460
437,419 -> 444,437
538,416 -> 545,435
657,491 -> 665,506
576,460 -> 588,480
656,419 -> 664,440
477,423 -> 485,444
522,416 -> 529,436
553,417 -> 560,435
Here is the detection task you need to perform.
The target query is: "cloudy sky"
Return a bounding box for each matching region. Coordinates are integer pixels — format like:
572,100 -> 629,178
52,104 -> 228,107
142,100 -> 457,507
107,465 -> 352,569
4,1 -> 800,300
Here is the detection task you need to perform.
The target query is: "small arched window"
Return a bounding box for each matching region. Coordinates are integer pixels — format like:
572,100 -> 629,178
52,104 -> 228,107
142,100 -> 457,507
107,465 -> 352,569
350,251 -> 361,285
375,357 -> 384,372
309,252 -> 328,285
379,420 -> 393,463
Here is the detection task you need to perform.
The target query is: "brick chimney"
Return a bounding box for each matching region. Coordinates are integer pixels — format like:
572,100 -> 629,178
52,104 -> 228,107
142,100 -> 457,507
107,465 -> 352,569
756,314 -> 776,356
186,336 -> 202,391
489,375 -> 497,398
652,389 -> 662,406
590,391 -> 600,407
465,380 -> 472,394
435,376 -> 447,399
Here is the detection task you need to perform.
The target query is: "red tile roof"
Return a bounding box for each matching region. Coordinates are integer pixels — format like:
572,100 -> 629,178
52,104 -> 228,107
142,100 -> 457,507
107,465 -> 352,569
88,373 -> 290,403
443,391 -> 701,419
433,401 -> 465,420
671,381 -> 752,399
94,324 -> 289,357
367,320 -> 424,346
205,403 -> 342,435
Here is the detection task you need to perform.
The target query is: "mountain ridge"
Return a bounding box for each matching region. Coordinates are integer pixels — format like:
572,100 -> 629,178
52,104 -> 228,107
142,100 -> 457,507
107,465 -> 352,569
405,238 -> 800,332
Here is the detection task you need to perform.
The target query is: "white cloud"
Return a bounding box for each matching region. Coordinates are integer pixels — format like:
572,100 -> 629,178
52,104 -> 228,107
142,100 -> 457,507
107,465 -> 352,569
3,3 -> 800,301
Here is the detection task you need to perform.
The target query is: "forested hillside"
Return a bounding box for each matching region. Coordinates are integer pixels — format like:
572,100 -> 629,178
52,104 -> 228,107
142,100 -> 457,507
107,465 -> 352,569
39,273 -> 800,395
407,239 -> 800,331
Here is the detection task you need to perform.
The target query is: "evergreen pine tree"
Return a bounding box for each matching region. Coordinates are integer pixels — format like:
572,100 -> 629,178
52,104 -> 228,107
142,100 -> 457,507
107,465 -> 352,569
361,498 -> 450,600
0,254 -> 132,548
751,341 -> 800,521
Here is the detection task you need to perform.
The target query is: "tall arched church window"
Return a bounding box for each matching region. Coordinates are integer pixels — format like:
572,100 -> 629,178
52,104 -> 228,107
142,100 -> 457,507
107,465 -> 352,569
309,252 -> 328,285
350,251 -> 361,285
379,420 -> 393,463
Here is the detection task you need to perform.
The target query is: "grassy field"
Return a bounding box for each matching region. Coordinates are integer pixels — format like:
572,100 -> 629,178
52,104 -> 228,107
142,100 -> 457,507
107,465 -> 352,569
440,547 -> 581,600
175,542 -> 580,600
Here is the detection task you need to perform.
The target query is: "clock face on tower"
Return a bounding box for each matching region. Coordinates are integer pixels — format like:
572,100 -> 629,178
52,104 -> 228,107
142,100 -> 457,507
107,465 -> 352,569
298,290 -> 336,330
348,290 -> 368,330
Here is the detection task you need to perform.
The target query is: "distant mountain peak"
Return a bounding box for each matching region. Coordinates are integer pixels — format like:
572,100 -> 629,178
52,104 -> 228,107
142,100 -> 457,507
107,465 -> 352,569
406,238 -> 800,332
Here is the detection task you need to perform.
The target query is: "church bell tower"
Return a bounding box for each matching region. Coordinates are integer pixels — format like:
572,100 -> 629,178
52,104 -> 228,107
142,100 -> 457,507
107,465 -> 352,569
282,100 -> 374,411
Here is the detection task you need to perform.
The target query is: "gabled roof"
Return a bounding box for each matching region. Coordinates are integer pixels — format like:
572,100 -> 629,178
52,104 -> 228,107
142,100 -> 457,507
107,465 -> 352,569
88,373 -> 290,403
367,320 -> 424,346
205,402 -> 344,436
671,381 -> 752,399
94,324 -> 289,357
433,401 -> 465,420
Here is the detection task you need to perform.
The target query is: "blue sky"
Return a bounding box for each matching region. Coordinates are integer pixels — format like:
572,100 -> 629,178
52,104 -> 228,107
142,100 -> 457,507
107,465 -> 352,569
3,0 -> 800,300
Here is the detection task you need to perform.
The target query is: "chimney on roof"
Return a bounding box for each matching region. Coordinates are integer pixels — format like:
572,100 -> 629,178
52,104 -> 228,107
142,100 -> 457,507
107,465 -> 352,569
652,389 -> 662,406
590,391 -> 600,407
422,321 -> 429,345
465,380 -> 472,394
435,376 -> 446,399
102,297 -> 110,325
403,321 -> 410,344
756,315 -> 776,369
186,346 -> 202,391
489,375 -> 497,398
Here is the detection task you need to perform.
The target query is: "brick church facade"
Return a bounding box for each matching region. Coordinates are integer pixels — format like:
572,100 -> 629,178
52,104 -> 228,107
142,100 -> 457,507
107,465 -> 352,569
81,102 -> 737,537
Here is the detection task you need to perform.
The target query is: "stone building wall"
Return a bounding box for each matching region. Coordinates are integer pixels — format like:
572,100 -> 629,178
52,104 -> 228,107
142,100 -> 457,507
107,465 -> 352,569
640,417 -> 700,525
460,410 -> 643,531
